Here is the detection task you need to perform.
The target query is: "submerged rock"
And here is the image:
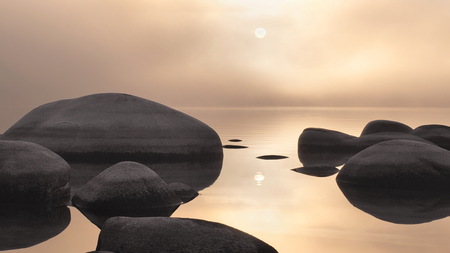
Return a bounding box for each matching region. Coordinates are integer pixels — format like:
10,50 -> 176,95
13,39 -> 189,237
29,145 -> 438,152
96,217 -> 278,253
292,165 -> 339,177
337,182 -> 450,224
72,162 -> 181,227
257,155 -> 288,160
223,145 -> 248,149
0,93 -> 223,162
360,120 -> 412,136
0,206 -> 70,250
336,140 -> 450,189
228,139 -> 243,142
412,124 -> 450,150
0,140 -> 70,206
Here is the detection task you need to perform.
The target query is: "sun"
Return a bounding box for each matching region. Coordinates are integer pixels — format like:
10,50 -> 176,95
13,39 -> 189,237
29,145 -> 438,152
254,27 -> 266,39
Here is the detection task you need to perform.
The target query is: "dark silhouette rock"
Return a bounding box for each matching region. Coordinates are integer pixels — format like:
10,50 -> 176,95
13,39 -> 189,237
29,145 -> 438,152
228,139 -> 243,142
0,205 -> 70,250
292,165 -> 339,177
72,162 -> 182,227
223,145 -> 248,149
298,127 -> 430,167
0,93 -> 223,162
337,182 -> 450,224
0,140 -> 70,206
96,217 -> 278,253
360,120 -> 412,136
168,182 -> 199,203
257,155 -> 288,160
337,140 -> 450,189
412,124 -> 450,150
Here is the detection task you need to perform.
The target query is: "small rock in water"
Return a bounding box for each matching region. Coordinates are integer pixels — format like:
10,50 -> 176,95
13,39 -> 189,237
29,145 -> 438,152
292,165 -> 339,177
228,139 -> 243,142
223,145 -> 248,149
257,155 -> 288,160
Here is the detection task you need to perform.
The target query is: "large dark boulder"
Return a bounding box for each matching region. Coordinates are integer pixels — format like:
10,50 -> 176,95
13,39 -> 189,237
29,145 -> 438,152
360,120 -> 412,136
298,127 -> 429,166
0,93 -> 223,162
337,182 -> 450,224
336,140 -> 450,189
412,124 -> 450,150
72,162 -> 181,227
96,217 -> 278,253
0,206 -> 70,250
0,140 -> 70,206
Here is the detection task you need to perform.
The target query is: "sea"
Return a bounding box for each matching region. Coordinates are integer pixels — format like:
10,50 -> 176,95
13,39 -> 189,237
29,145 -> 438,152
5,107 -> 450,253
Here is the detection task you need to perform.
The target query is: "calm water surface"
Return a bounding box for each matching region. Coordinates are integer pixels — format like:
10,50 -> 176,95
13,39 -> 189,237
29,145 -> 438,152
6,107 -> 450,253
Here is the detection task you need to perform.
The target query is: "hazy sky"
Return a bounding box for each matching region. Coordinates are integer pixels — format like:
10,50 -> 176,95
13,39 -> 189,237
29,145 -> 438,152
1,0 -> 450,128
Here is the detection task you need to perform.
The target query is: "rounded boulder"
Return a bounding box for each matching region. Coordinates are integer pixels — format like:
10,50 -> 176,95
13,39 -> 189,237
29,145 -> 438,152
360,120 -> 412,136
0,140 -> 70,206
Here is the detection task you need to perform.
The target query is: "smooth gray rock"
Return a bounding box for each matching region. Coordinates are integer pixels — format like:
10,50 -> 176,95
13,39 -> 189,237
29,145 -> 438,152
0,93 -> 223,162
0,140 -> 70,206
337,140 -> 450,189
0,206 -> 70,250
72,161 -> 181,212
337,182 -> 450,224
360,120 -> 412,136
412,124 -> 450,150
292,165 -> 339,177
96,217 -> 278,253
298,127 -> 430,166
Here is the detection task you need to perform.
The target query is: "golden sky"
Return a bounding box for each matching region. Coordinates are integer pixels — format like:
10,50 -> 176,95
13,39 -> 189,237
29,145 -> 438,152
1,0 -> 450,123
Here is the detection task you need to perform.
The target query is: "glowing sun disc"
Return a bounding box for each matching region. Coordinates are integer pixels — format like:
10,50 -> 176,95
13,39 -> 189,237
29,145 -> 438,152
254,27 -> 266,39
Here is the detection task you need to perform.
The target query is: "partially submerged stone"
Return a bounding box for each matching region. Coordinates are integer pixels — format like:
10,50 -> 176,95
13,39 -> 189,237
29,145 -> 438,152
168,182 -> 199,203
336,140 -> 450,189
223,145 -> 248,149
257,155 -> 288,160
292,165 -> 339,177
0,140 -> 70,206
360,120 -> 412,136
72,161 -> 181,226
0,93 -> 223,162
412,124 -> 450,150
96,217 -> 278,253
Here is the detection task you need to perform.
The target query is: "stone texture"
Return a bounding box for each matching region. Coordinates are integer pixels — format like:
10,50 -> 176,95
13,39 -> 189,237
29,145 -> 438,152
412,124 -> 450,150
360,120 -> 412,136
0,140 -> 70,206
96,217 -> 278,253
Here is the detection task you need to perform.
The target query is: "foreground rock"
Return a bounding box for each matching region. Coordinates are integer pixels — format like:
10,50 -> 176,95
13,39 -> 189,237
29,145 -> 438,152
360,120 -> 412,136
168,182 -> 199,203
0,93 -> 223,162
0,206 -> 70,250
338,183 -> 450,224
336,140 -> 450,189
72,162 -> 181,227
412,124 -> 450,150
96,217 -> 278,253
298,127 -> 430,166
0,140 -> 70,206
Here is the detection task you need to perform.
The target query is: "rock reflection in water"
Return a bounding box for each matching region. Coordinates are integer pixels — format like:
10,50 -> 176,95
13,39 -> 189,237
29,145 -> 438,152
337,182 -> 450,224
0,205 -> 70,250
69,158 -> 223,196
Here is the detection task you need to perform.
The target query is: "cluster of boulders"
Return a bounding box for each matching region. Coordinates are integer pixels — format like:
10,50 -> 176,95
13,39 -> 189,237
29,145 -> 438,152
0,93 -> 276,252
298,119 -> 450,223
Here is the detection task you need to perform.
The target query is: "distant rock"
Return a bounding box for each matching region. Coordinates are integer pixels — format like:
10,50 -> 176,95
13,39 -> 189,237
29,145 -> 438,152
337,183 -> 450,224
257,155 -> 288,160
0,206 -> 70,250
96,217 -> 278,253
298,127 -> 430,166
228,139 -> 243,142
223,145 -> 248,149
0,93 -> 223,162
72,162 -> 181,227
337,140 -> 450,189
0,140 -> 70,206
360,120 -> 412,136
168,182 -> 199,203
292,165 -> 339,177
412,124 -> 450,150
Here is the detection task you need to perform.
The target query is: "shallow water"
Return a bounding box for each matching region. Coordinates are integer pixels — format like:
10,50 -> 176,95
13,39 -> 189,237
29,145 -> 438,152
5,107 -> 450,252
